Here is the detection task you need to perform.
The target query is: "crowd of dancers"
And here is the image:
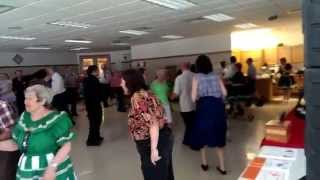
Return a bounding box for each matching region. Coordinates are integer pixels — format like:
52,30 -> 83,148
0,54 -> 282,180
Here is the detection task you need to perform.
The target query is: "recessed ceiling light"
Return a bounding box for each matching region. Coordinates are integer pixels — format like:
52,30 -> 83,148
234,23 -> 258,29
111,42 -> 130,46
0,35 -> 36,40
70,47 -> 90,51
143,0 -> 196,10
119,30 -> 149,36
162,35 -> 184,39
48,21 -> 93,29
8,26 -> 23,30
65,40 -> 92,44
203,13 -> 235,22
24,46 -> 51,50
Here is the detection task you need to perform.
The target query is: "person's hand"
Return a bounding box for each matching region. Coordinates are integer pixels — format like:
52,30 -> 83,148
151,149 -> 161,165
42,166 -> 56,180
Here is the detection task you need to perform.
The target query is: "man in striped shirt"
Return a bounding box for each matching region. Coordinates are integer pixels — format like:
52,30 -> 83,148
0,100 -> 20,180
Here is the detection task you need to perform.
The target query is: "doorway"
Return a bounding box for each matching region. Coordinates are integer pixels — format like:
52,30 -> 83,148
79,55 -> 111,73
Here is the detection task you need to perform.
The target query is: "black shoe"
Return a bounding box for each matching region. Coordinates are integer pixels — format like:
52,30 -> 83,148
86,139 -> 103,146
201,164 -> 209,171
98,137 -> 104,142
216,166 -> 227,175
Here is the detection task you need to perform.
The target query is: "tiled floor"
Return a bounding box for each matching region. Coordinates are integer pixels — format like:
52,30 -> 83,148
70,100 -> 296,180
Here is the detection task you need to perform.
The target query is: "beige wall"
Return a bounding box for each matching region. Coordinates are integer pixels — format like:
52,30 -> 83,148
131,33 -> 231,60
0,65 -> 79,79
131,51 -> 231,83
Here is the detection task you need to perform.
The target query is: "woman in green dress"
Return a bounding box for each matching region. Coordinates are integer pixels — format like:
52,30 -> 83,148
12,84 -> 77,180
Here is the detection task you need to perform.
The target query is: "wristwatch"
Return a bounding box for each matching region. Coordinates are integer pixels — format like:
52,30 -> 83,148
49,162 -> 58,168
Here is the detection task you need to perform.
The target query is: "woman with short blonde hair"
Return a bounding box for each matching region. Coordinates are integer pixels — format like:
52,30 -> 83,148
12,84 -> 77,180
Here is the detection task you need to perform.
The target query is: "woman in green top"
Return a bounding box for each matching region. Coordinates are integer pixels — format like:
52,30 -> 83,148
12,85 -> 76,180
150,69 -> 173,124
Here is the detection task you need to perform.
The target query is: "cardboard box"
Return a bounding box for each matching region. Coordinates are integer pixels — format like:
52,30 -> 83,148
265,120 -> 291,143
265,134 -> 290,143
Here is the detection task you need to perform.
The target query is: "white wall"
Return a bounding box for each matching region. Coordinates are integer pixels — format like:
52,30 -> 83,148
131,33 -> 231,60
0,52 -> 77,67
77,50 -> 131,70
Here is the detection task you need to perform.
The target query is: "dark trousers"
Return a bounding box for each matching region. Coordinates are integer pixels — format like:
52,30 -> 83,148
66,87 -> 79,115
52,91 -> 74,123
0,150 -> 20,180
86,102 -> 102,143
16,93 -> 25,115
135,126 -> 174,180
52,91 -> 70,113
100,83 -> 111,107
180,111 -> 195,145
112,87 -> 126,112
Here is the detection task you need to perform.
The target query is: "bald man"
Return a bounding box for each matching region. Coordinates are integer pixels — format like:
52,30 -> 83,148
171,63 -> 195,145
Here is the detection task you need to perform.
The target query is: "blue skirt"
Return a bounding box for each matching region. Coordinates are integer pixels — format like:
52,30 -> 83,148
188,96 -> 227,150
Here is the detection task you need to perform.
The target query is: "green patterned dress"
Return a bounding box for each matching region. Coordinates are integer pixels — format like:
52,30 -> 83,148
12,111 -> 77,180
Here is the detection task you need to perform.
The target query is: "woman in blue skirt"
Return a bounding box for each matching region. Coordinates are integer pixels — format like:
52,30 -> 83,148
190,55 -> 228,175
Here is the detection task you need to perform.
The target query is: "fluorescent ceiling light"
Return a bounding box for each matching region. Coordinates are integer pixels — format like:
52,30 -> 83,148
203,13 -> 235,22
119,30 -> 149,36
234,23 -> 258,29
70,47 -> 90,51
161,35 -> 184,39
111,42 -> 130,46
65,40 -> 92,44
0,35 -> 36,41
0,5 -> 15,14
24,46 -> 51,50
48,21 -> 93,29
144,0 -> 196,10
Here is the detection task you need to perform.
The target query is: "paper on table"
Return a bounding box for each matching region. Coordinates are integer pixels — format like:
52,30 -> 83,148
259,146 -> 298,161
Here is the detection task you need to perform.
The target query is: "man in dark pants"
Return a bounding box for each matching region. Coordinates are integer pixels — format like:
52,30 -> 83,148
99,64 -> 112,108
171,63 -> 196,145
0,100 -> 20,180
46,68 -> 74,124
65,70 -> 80,116
12,70 -> 27,115
83,65 -> 104,146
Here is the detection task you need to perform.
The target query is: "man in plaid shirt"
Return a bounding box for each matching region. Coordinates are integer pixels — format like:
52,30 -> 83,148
0,100 -> 20,180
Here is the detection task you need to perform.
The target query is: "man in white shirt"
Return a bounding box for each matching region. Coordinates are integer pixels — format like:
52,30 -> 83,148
247,58 -> 257,80
46,68 -> 72,120
224,56 -> 237,79
171,62 -> 195,145
99,64 -> 112,107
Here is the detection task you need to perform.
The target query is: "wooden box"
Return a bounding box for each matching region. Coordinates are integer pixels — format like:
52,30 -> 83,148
265,120 -> 291,143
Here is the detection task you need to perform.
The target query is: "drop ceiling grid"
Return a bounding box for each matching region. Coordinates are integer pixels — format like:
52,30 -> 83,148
0,0 -> 302,52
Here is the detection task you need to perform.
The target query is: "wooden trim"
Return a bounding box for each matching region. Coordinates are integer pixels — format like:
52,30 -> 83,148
129,50 -> 231,62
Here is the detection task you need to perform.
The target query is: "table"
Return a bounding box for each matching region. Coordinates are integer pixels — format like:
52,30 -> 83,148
256,77 -> 273,101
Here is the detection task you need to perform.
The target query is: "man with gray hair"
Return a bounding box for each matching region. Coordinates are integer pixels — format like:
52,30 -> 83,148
171,62 -> 195,145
